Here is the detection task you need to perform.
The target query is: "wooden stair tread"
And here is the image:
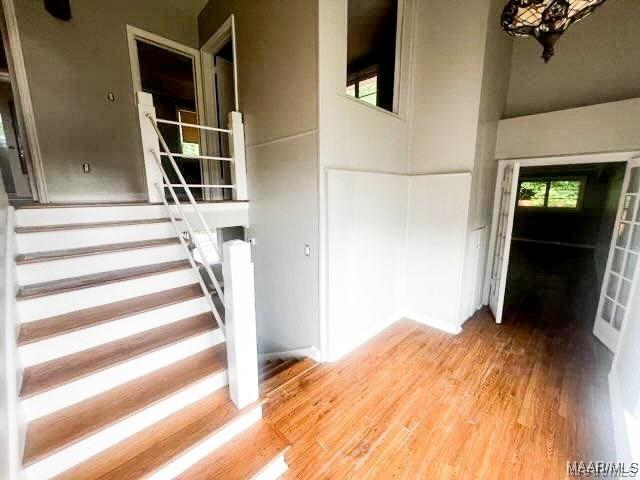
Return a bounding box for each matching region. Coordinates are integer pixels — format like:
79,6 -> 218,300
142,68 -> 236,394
15,238 -> 180,264
18,284 -> 205,345
20,313 -> 216,399
177,420 -> 289,480
17,260 -> 191,300
15,202 -> 161,209
23,345 -> 227,467
55,393 -> 263,480
261,358 -> 318,396
15,217 -> 174,233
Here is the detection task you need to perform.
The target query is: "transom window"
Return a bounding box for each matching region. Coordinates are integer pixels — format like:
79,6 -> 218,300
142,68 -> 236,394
517,177 -> 585,210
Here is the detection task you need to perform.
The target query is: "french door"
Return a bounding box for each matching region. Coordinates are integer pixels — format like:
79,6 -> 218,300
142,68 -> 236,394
594,159 -> 640,352
488,162 -> 520,323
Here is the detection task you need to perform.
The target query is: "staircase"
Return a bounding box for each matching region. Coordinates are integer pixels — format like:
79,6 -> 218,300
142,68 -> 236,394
9,202 -> 289,479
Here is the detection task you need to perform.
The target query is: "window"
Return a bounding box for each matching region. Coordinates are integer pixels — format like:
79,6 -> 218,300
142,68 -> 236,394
346,74 -> 378,106
346,0 -> 400,112
517,178 -> 585,210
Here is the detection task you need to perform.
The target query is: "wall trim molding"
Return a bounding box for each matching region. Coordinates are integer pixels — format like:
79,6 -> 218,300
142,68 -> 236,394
404,312 -> 463,335
609,367 -> 632,462
258,346 -> 322,363
1,0 -> 49,202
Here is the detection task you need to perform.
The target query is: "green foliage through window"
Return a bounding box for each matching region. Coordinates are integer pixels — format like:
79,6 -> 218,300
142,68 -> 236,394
518,178 -> 583,210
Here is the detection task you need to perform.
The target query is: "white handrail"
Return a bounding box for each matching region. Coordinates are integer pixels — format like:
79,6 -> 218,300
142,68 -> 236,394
150,149 -> 225,302
155,183 -> 226,334
165,184 -> 235,189
156,118 -> 232,134
159,152 -> 233,162
146,114 -> 226,304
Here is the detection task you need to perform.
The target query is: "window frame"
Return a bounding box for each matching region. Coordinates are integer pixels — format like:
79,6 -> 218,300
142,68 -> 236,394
517,176 -> 587,211
346,68 -> 379,105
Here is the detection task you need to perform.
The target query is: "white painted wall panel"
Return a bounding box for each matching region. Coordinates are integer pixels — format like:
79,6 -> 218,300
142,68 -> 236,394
496,99 -> 640,160
326,169 -> 408,361
405,173 -> 472,330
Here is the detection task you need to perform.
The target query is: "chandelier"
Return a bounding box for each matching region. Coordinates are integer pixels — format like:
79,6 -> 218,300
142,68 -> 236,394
501,0 -> 609,62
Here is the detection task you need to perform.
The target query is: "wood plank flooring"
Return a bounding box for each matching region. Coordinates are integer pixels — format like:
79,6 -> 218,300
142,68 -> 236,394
264,309 -> 614,479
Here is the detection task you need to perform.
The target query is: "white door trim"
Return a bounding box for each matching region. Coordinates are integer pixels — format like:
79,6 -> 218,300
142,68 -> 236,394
201,15 -> 240,113
200,15 -> 240,199
1,0 -> 48,202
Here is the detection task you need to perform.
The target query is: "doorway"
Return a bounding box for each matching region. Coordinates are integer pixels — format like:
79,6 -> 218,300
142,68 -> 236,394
201,16 -> 239,201
127,26 -> 205,200
0,6 -> 35,202
486,154 -> 639,354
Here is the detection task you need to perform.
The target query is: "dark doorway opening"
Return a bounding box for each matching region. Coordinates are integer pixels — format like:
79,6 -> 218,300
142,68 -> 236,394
502,162 -> 626,461
136,40 -> 202,200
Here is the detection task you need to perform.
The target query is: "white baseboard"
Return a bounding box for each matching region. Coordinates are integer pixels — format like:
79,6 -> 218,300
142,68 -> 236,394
327,312 -> 403,363
403,312 -> 463,335
46,193 -> 148,203
259,346 -> 322,363
609,368 -> 632,462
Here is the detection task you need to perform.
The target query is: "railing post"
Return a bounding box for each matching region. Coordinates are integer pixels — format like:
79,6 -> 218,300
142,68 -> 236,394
137,91 -> 163,203
223,240 -> 259,408
228,111 -> 248,201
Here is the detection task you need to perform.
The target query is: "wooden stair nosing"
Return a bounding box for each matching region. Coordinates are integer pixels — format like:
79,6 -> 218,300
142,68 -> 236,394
22,345 -> 227,467
15,217 -> 177,234
259,358 -> 298,382
260,358 -> 319,397
18,284 -> 205,346
16,259 -> 192,301
176,420 -> 290,480
54,394 -> 266,480
15,202 -> 162,210
15,238 -> 181,265
19,312 -> 217,399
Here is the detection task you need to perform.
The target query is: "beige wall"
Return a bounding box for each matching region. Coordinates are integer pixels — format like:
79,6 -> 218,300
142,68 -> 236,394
468,0 -> 512,231
198,0 -> 318,147
408,0 -> 492,175
14,0 -> 207,201
505,0 -> 640,118
199,0 -> 320,355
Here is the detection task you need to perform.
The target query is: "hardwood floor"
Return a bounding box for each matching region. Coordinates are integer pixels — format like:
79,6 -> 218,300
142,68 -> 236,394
264,250 -> 614,480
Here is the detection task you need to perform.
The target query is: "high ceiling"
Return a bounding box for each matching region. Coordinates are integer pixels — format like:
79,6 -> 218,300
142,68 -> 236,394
347,0 -> 397,68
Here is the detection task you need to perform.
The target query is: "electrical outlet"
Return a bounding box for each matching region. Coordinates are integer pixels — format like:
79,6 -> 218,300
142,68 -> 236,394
82,163 -> 91,173
304,244 -> 311,256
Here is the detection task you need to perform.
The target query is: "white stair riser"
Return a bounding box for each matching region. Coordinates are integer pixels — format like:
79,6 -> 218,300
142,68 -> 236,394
253,454 -> 289,480
147,404 -> 263,480
15,222 -> 183,254
24,370 -> 229,480
20,296 -> 210,367
15,205 -> 170,227
16,243 -> 187,285
22,329 -> 225,422
19,268 -> 199,323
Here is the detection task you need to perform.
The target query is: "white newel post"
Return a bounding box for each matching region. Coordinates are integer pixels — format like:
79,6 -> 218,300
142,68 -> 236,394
223,240 -> 259,408
137,91 -> 163,203
228,111 -> 248,201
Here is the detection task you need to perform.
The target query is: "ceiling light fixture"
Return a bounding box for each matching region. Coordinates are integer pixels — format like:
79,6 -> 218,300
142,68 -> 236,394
501,0 -> 609,62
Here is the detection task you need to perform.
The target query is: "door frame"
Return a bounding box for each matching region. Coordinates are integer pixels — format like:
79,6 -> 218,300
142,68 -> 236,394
1,0 -> 47,202
126,25 -> 207,185
483,150 -> 640,320
200,15 -> 240,199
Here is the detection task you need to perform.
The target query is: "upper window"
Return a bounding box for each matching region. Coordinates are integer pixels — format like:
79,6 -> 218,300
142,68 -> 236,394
346,0 -> 399,113
518,178 -> 585,210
